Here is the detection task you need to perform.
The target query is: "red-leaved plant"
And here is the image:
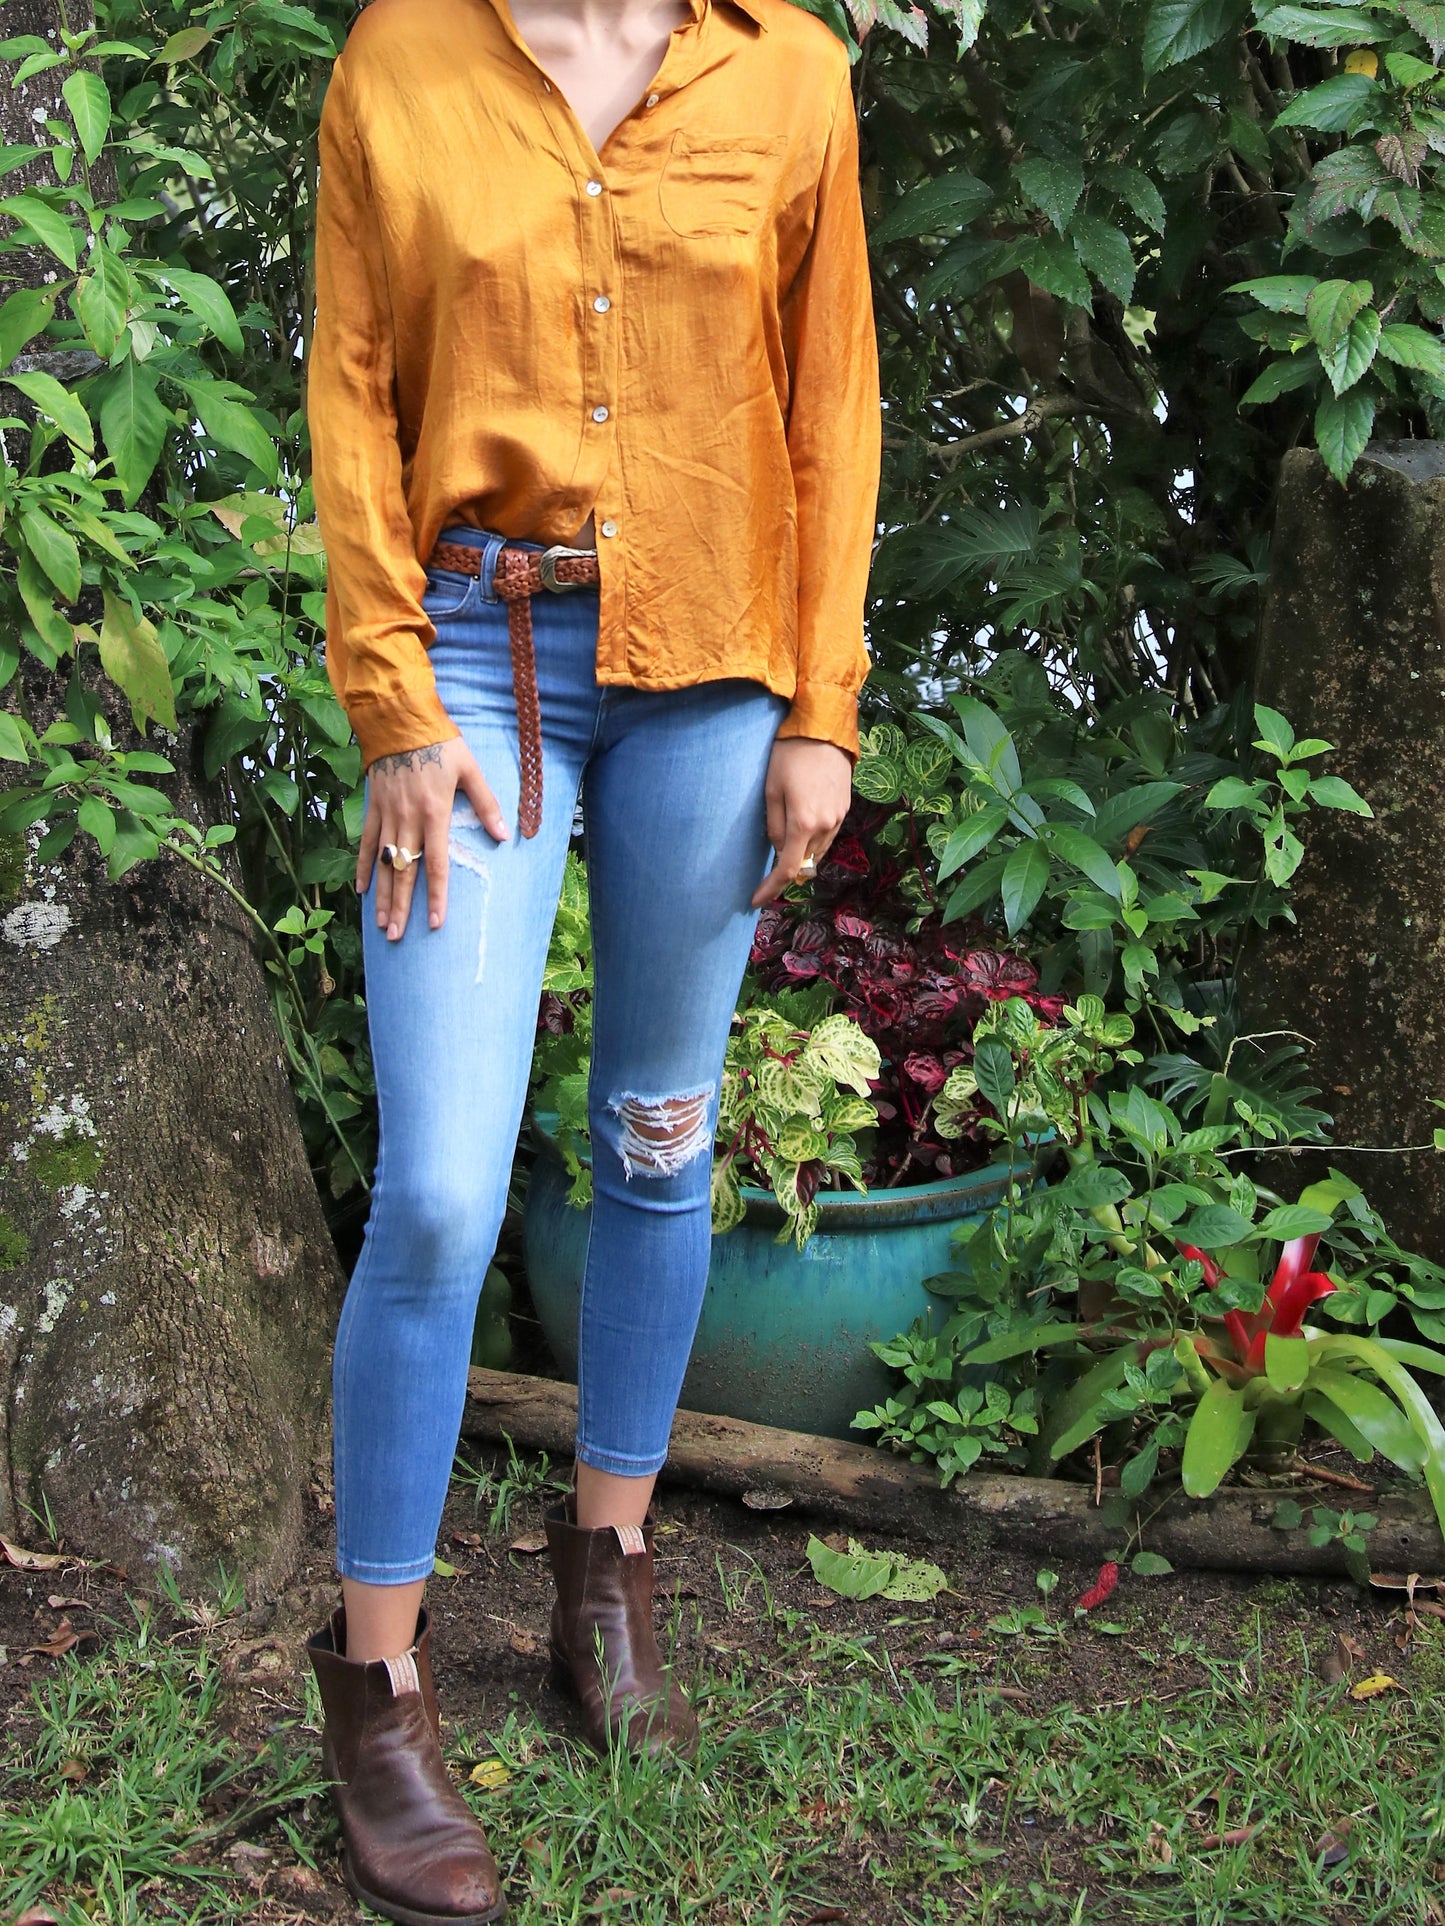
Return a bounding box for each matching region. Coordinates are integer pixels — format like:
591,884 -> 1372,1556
1177,1235 -> 1337,1378
748,800 -> 1062,1186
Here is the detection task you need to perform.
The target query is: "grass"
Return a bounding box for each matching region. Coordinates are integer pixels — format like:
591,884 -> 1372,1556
5,1479 -> 1445,1924
0,1600 -> 327,1926
453,1592 -> 1445,1925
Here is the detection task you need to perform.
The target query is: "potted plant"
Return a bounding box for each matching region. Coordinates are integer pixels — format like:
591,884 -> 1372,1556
521,765 -> 1060,1439
857,992 -> 1445,1563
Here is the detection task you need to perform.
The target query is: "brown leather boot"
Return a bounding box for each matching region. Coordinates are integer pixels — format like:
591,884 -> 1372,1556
306,1606 -> 506,1926
544,1499 -> 699,1760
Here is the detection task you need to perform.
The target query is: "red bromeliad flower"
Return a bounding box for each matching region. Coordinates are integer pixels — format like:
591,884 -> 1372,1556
1177,1235 -> 1337,1376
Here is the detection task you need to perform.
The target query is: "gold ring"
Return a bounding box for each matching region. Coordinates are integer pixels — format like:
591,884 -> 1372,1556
798,854 -> 818,877
380,843 -> 420,873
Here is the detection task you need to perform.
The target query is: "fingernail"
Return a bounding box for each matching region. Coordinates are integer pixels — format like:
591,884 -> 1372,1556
388,922 -> 399,940
430,911 -> 441,928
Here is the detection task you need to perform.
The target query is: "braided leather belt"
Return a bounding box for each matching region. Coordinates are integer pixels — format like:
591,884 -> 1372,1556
428,538 -> 600,839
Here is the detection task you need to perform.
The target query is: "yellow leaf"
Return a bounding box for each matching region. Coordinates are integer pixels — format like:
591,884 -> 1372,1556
468,1758 -> 511,1789
431,1557 -> 457,1579
1343,49 -> 1379,76
1348,1672 -> 1400,1699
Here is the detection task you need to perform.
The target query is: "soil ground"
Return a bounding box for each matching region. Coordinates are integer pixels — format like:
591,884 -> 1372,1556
4,1436 -> 1444,1925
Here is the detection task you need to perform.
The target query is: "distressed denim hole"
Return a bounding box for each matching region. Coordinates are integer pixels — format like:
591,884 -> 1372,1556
610,1086 -> 714,1180
447,800 -> 490,982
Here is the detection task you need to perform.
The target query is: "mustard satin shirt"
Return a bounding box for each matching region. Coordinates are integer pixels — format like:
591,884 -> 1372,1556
309,0 -> 882,770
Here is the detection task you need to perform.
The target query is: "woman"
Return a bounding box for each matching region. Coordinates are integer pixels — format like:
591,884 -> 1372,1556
306,0 -> 879,1916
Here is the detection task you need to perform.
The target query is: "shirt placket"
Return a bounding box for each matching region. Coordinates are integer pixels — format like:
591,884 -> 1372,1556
482,0 -> 712,676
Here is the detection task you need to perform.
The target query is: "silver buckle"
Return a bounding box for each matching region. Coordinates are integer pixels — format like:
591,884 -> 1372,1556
537,544 -> 596,592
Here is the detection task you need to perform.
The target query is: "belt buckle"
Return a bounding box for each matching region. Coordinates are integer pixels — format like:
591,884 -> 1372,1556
537,544 -> 595,592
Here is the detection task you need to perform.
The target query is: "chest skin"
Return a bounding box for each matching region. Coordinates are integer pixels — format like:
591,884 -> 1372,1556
506,0 -> 693,155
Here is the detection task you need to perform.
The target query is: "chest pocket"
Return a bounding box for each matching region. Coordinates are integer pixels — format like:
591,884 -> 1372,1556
658,131 -> 786,239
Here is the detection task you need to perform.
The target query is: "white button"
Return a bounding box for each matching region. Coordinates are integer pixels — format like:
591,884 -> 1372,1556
592,404 -> 610,423
593,294 -> 611,312
600,519 -> 618,538
645,93 -> 659,106
586,179 -> 603,196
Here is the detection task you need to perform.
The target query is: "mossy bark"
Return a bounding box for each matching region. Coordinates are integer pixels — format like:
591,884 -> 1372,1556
0,666 -> 345,1593
1244,442 -> 1445,1258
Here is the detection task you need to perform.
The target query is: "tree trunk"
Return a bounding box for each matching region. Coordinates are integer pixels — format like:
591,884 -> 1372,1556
1243,442 -> 1445,1260
0,1 -> 345,1593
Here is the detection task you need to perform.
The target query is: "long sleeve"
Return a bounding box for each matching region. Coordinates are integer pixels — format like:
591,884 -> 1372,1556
310,62 -> 459,769
776,63 -> 881,759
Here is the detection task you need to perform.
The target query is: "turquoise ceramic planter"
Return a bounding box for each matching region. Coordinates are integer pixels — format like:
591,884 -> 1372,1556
521,1113 -> 1041,1441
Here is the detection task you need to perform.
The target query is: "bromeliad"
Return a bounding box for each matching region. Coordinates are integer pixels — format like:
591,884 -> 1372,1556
1178,1234 -> 1338,1378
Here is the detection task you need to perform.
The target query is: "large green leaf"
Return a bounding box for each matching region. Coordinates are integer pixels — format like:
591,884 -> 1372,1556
938,804 -> 1008,879
1315,389 -> 1375,485
1308,1364 -> 1425,1474
869,171 -> 994,247
1304,278 -> 1372,357
0,286 -> 54,370
1143,0 -> 1241,72
1044,1347 -> 1135,1462
20,506 -> 80,603
1319,309 -> 1380,397
187,383 -> 280,483
151,265 -> 244,354
1047,823 -> 1123,898
1001,838 -> 1050,933
1181,1377 -> 1256,1498
61,69 -> 110,167
4,369 -> 93,450
0,193 -> 77,270
97,358 -> 170,506
1273,73 -> 1377,132
74,241 -> 131,359
1014,157 -> 1085,234
98,590 -> 176,731
1256,5 -> 1387,45
972,1034 -> 1016,1114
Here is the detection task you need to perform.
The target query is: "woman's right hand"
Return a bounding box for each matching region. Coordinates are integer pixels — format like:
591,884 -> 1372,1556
357,738 -> 509,940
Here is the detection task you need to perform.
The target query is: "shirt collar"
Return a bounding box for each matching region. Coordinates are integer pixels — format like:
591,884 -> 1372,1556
689,0 -> 771,28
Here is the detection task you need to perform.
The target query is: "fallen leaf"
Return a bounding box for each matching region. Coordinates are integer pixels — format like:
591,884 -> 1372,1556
991,1686 -> 1030,1705
508,1531 -> 547,1556
45,1596 -> 87,1611
806,1591 -> 840,1610
1370,1572 -> 1444,1594
1349,1673 -> 1402,1700
451,1531 -> 482,1550
24,1620 -> 96,1659
1322,1632 -> 1359,1684
432,1557 -> 459,1579
1,1535 -> 67,1572
1339,1632 -> 1369,1664
1143,1821 -> 1174,1870
741,1484 -> 793,1511
275,1865 -> 327,1894
509,1627 -> 545,1659
800,1911 -> 848,1924
520,1833 -> 546,1857
468,1757 -> 512,1789
1196,1823 -> 1264,1850
12,1907 -> 61,1925
58,1757 -> 87,1783
1414,1599 -> 1445,1623
227,1841 -> 272,1862
1315,1820 -> 1353,1868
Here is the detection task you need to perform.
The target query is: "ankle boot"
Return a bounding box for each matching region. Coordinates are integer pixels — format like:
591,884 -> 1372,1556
307,1606 -> 506,1926
544,1499 -> 699,1760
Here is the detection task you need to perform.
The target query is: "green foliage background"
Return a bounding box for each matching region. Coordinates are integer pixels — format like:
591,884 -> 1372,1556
0,0 -> 1441,1238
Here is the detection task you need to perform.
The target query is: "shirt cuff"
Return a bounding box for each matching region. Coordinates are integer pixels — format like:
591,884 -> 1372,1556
776,681 -> 860,760
347,688 -> 461,770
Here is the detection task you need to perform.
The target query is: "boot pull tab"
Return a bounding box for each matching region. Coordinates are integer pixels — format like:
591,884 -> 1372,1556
611,1525 -> 647,1556
383,1648 -> 422,1698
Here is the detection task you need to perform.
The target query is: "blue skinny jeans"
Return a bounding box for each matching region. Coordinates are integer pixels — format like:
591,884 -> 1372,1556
333,526 -> 785,1584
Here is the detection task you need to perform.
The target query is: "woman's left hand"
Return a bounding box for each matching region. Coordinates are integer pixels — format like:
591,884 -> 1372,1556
752,737 -> 853,908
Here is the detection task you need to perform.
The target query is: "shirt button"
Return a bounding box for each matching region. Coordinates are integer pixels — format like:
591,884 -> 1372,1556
645,93 -> 659,106
592,405 -> 610,423
586,179 -> 603,196
600,519 -> 618,538
593,294 -> 611,312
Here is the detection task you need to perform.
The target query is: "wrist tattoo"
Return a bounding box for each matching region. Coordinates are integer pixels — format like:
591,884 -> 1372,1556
371,742 -> 445,777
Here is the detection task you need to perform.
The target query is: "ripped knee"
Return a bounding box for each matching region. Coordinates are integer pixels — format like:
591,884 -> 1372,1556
610,1085 -> 714,1180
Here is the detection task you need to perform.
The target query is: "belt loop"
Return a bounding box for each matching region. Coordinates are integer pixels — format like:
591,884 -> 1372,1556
479,531 -> 507,603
